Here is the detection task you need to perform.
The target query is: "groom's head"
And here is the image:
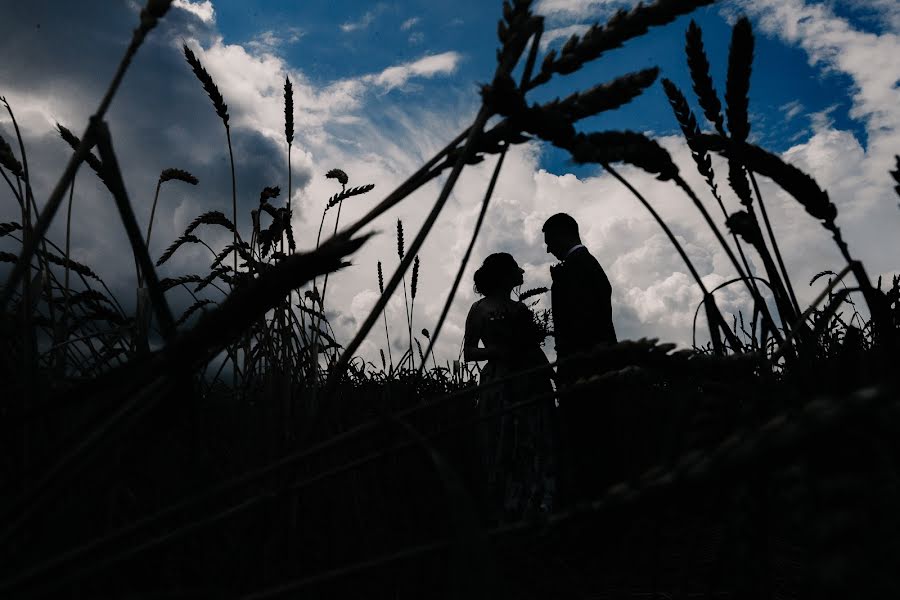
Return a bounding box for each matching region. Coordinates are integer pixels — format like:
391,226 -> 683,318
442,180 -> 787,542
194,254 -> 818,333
542,213 -> 581,261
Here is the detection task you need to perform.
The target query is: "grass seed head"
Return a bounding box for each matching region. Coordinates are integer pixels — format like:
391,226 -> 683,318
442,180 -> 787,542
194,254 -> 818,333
56,124 -> 108,187
183,44 -> 229,127
571,131 -> 679,181
726,210 -> 763,246
891,155 -> 900,199
553,67 -> 659,122
727,160 -> 753,206
725,16 -> 754,143
535,0 -> 714,84
396,219 -> 405,260
377,261 -> 384,294
0,222 -> 22,237
326,184 -> 375,209
325,168 -> 349,186
0,132 -> 23,178
411,255 -> 420,299
685,20 -> 725,135
284,76 -> 294,145
259,186 -> 281,203
159,168 -> 198,185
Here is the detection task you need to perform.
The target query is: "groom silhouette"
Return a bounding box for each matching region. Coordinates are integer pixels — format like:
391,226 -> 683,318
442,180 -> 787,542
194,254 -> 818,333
543,212 -> 617,504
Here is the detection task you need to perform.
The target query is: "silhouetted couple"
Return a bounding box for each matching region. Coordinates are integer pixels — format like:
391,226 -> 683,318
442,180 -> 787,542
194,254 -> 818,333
464,213 -> 617,520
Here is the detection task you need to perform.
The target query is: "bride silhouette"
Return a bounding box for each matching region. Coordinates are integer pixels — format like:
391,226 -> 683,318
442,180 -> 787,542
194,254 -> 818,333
463,252 -> 556,521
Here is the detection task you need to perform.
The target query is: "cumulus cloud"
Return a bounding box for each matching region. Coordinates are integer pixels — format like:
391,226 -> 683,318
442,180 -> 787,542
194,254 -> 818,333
173,0 -> 215,25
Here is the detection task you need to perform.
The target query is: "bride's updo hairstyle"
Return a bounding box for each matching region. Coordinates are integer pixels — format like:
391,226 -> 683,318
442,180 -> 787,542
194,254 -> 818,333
474,252 -> 518,296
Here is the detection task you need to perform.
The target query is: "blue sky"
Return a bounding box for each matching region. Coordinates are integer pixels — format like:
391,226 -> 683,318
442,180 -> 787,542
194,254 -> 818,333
0,0 -> 898,363
209,0 -> 868,165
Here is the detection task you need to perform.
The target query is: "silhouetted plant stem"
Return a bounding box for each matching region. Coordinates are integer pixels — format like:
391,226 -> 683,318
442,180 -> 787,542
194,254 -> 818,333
418,145 -> 508,377
0,1 -> 173,312
330,104 -> 493,390
604,164 -> 741,351
58,179 -> 76,374
92,118 -> 176,342
747,170 -> 800,316
672,174 -> 783,345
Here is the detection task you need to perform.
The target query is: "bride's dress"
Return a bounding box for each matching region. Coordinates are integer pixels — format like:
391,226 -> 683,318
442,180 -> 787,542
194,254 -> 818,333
474,298 -> 556,519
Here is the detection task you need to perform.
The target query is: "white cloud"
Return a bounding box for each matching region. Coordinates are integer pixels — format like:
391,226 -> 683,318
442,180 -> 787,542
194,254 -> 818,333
540,24 -> 591,49
408,32 -> 425,45
340,5 -> 386,32
535,0 -> 628,22
173,0 -> 215,24
363,52 -> 462,90
246,28 -> 304,54
779,100 -> 804,121
400,17 -> 421,31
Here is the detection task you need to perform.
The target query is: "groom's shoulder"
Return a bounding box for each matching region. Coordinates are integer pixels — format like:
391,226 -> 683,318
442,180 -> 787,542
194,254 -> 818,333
568,246 -> 600,268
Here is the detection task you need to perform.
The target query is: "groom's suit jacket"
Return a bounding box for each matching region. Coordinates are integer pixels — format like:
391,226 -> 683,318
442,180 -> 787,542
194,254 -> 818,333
550,245 -> 617,383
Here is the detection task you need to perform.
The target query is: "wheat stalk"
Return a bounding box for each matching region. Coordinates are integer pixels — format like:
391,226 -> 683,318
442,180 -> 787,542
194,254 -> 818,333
145,167 -> 198,271
376,260 -> 393,370
176,299 -> 215,327
662,77 -> 769,328
183,44 -> 238,287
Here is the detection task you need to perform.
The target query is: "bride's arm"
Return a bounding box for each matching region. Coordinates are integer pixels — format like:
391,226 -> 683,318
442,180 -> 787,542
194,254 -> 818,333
463,303 -> 505,362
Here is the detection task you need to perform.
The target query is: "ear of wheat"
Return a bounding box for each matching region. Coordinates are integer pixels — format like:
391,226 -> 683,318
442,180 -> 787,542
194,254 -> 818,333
183,45 -> 229,126
551,67 -> 659,122
661,78 -> 717,194
0,131 -> 23,177
56,124 -> 110,189
326,184 -> 375,210
685,20 -> 725,135
725,16 -> 753,144
518,286 -> 548,302
396,219 -> 405,260
159,168 -> 198,185
532,0 -> 714,86
259,186 -> 281,203
284,77 -> 294,145
159,274 -> 205,292
156,234 -> 201,266
176,298 -> 214,327
891,155 -> 900,199
1,222 -> 22,237
325,168 -> 349,186
570,131 -> 679,181
184,211 -> 236,236
411,255 -> 420,300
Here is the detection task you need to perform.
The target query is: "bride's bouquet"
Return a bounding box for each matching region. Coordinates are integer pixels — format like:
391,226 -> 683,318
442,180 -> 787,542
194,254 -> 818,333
517,287 -> 553,347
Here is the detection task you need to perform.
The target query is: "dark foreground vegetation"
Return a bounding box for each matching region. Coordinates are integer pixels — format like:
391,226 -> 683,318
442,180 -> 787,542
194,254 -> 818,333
2,0 -> 900,597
